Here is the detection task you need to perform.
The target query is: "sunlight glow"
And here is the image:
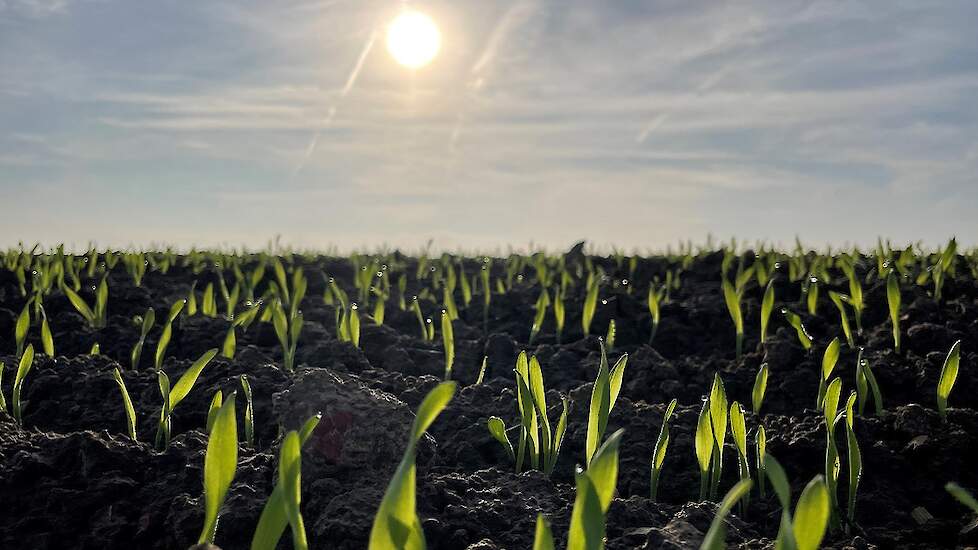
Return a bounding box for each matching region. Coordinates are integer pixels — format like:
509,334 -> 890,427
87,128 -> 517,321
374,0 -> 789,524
386,11 -> 441,69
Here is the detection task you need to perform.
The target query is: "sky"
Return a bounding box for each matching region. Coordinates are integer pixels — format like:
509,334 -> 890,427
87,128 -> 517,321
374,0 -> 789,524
1,0 -> 977,253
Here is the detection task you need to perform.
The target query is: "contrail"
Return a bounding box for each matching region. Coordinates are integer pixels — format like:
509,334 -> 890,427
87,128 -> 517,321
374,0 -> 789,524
635,66 -> 729,143
293,29 -> 377,176
451,1 -> 539,150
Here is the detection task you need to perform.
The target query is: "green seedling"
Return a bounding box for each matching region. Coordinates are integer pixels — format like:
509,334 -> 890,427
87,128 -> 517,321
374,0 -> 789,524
155,348 -> 219,450
886,271 -> 901,353
131,307 -> 155,369
272,301 -> 303,372
729,402 -> 751,512
647,283 -> 665,345
806,278 -> 819,315
756,425 -> 767,499
708,374 -> 729,499
843,391 -> 861,531
476,356 -> 488,385
240,375 -> 254,447
854,350 -> 883,416
251,415 -> 321,550
206,390 -> 223,433
36,303 -> 53,357
649,398 -> 678,501
221,325 -> 236,359
11,345 -> 36,425
586,343 -> 627,467
816,338 -> 840,409
828,291 -> 854,347
64,278 -> 108,329
843,274 -> 864,334
699,479 -> 753,550
722,279 -> 744,360
932,238 -> 957,302
782,309 -> 813,352
202,282 -> 217,317
111,367 -> 137,440
823,377 -> 843,530
946,483 -> 978,514
760,280 -> 775,345
532,430 -> 624,550
489,353 -> 570,475
529,288 -> 550,345
765,455 -> 831,550
695,398 -> 714,501
369,382 -> 457,550
582,277 -> 599,337
15,301 -> 29,356
0,361 -> 6,413
442,310 -> 454,380
155,299 -> 187,370
937,340 -> 961,421
553,288 -> 566,344
752,363 -> 769,414
197,392 -> 238,545
605,319 -> 616,351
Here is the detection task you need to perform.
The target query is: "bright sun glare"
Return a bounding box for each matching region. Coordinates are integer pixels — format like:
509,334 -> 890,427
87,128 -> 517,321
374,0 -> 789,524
386,10 -> 441,69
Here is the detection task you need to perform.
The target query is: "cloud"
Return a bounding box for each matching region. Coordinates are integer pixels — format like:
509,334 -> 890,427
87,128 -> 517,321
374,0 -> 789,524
1,0 -> 977,250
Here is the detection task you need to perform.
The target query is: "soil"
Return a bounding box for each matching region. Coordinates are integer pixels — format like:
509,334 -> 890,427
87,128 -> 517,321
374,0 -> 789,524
0,252 -> 976,549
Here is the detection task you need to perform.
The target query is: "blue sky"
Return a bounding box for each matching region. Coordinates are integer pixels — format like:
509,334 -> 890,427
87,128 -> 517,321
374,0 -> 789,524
2,0 -> 977,252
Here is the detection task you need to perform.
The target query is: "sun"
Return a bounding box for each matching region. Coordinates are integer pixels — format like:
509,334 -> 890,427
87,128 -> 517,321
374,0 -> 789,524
386,10 -> 441,69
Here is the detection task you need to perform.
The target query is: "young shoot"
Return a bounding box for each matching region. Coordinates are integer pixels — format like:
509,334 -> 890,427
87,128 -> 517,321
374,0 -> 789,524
198,392 -> 238,546
155,299 -> 187,370
843,391 -> 861,531
708,374 -> 729,499
369,382 -> 457,550
131,307 -> 155,370
442,310 -> 454,380
64,277 -> 108,329
15,301 -> 29,357
937,340 -> 961,421
528,288 -> 550,345
582,278 -> 599,337
111,367 -> 137,440
828,291 -> 855,347
854,350 -> 883,416
533,430 -> 625,550
694,399 -> 714,501
886,271 -> 902,353
206,391 -> 223,433
39,305 -> 54,357
585,343 -> 627,467
760,280 -> 775,345
647,283 -> 665,345
650,398 -> 678,502
272,301 -> 303,372
782,308 -> 813,352
721,279 -> 745,360
699,479 -> 753,550
752,363 -> 769,414
816,337 -> 841,410
155,348 -> 219,450
11,344 -> 36,425
251,415 -> 322,550
729,401 -> 751,512
240,375 -> 254,447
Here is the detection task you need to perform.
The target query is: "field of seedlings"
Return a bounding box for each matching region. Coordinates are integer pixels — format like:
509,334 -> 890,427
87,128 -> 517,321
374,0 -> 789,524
1,240 -> 976,550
